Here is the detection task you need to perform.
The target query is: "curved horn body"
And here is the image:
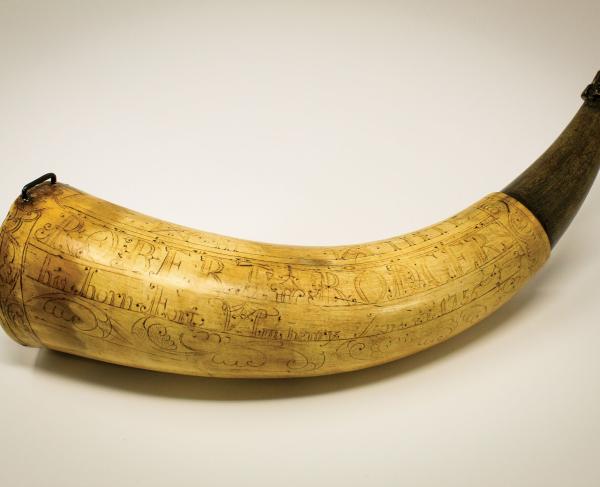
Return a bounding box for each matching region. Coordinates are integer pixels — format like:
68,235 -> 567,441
0,73 -> 598,378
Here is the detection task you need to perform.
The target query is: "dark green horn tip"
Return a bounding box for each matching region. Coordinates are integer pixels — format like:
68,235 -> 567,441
504,73 -> 600,247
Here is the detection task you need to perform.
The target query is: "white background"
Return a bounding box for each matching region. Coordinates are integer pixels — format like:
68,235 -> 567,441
1,1 -> 599,486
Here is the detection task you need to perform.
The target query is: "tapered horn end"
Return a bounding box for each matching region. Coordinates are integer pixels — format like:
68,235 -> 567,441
503,71 -> 600,247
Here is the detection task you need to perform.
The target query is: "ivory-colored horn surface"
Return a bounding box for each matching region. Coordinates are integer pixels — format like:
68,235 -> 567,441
0,182 -> 549,377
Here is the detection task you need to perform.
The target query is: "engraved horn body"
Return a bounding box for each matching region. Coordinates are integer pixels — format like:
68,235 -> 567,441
0,74 -> 598,378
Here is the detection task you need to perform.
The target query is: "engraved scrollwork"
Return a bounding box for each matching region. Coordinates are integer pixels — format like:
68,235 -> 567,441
413,317 -> 458,347
132,314 -> 231,358
335,338 -> 373,361
180,329 -> 230,351
0,205 -> 43,345
2,208 -> 42,235
286,347 -> 326,371
211,346 -> 266,368
0,298 -> 28,340
0,230 -> 19,289
31,293 -> 129,343
132,316 -> 180,352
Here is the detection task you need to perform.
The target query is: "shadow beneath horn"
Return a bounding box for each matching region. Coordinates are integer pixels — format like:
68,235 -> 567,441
32,248 -> 572,401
